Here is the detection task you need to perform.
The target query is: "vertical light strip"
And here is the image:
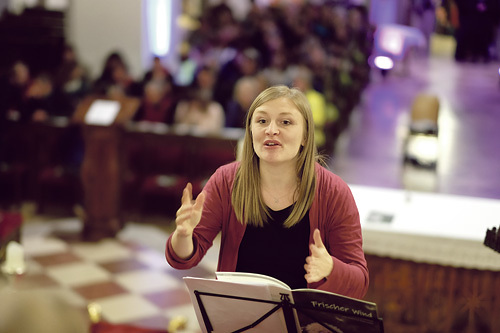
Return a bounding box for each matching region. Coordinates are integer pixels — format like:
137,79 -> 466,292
148,0 -> 170,56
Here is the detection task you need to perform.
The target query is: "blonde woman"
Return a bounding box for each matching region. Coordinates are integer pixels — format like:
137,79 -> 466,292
166,85 -> 368,299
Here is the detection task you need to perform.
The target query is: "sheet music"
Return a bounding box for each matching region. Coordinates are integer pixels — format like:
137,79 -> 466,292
185,273 -> 383,333
184,277 -> 296,333
215,271 -> 291,290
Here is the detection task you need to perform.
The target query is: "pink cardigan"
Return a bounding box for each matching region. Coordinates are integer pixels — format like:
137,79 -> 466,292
166,162 -> 369,299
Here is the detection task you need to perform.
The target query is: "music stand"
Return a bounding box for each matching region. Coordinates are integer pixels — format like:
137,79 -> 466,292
194,290 -> 298,333
185,276 -> 384,333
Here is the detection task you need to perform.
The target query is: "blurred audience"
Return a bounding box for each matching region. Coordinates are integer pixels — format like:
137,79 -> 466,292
173,91 -> 225,136
52,44 -> 90,117
260,48 -> 296,87
173,42 -> 198,88
292,66 -> 328,151
134,79 -> 177,125
225,75 -> 263,128
212,47 -> 261,112
1,1 -> 375,155
23,72 -> 55,123
1,66 -> 54,123
174,65 -> 225,135
142,56 -> 172,86
1,61 -> 31,122
92,51 -> 142,98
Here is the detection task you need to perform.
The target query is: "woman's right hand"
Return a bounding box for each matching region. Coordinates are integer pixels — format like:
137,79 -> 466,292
174,183 -> 206,238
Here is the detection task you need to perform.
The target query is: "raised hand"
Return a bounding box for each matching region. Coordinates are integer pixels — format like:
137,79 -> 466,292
304,228 -> 334,284
171,183 -> 205,259
175,183 -> 206,237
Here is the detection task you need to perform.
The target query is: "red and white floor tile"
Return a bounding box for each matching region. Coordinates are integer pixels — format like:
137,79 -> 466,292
1,218 -> 220,333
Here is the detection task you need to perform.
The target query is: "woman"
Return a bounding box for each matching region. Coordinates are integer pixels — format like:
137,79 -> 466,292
173,65 -> 225,135
134,79 -> 177,124
166,85 -> 368,299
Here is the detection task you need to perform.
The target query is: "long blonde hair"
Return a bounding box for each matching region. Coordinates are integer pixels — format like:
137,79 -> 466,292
231,85 -> 318,228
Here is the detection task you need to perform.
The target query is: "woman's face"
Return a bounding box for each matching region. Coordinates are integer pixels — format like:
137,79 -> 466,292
197,68 -> 215,89
250,97 -> 305,166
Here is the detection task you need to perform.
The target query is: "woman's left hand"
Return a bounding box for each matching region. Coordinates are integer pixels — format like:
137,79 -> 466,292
304,229 -> 334,283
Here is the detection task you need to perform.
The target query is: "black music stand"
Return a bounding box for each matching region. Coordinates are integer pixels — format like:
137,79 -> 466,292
194,290 -> 298,333
185,275 -> 384,333
190,288 -> 384,333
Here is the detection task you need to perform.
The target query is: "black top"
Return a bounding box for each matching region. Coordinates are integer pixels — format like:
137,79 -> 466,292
236,205 -> 310,289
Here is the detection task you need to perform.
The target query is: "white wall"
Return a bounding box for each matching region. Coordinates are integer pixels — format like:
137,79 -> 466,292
66,0 -> 183,81
66,0 -> 144,80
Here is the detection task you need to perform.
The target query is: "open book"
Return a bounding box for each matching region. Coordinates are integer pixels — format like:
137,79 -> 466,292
184,272 -> 383,333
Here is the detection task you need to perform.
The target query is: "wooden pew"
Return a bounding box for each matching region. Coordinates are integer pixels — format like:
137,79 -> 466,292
122,123 -> 243,219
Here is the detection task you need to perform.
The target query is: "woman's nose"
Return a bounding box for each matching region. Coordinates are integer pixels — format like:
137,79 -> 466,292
265,121 -> 279,135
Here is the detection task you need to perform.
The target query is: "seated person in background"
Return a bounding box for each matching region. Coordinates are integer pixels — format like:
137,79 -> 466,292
142,56 -> 172,85
53,44 -> 90,117
173,42 -> 198,89
166,85 -> 368,299
92,51 -> 126,95
92,51 -> 142,98
173,89 -> 225,136
142,57 -> 173,84
105,63 -> 142,99
189,64 -> 217,102
22,72 -> 55,123
225,75 -> 263,128
292,66 -> 328,151
213,47 -> 261,111
134,79 -> 177,125
174,65 -> 225,135
260,48 -> 296,87
1,61 -> 31,122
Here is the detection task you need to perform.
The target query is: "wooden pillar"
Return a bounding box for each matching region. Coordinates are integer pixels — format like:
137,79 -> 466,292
80,125 -> 122,240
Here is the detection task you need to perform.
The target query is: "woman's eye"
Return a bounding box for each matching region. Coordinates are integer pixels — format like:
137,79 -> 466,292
257,119 -> 266,124
282,120 -> 291,125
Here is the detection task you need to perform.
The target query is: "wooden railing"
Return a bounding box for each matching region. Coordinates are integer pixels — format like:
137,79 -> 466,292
0,119 -> 243,239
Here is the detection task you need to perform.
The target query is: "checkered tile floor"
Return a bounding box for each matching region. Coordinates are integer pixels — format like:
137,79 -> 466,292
0,218 -> 220,332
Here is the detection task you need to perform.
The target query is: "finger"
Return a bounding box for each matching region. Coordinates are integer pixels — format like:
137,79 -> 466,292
176,206 -> 183,217
176,205 -> 189,217
193,191 -> 206,212
176,203 -> 194,217
181,183 -> 193,205
313,229 -> 325,248
310,242 -> 322,257
304,272 -> 318,284
306,275 -> 320,284
175,210 -> 192,226
176,204 -> 195,219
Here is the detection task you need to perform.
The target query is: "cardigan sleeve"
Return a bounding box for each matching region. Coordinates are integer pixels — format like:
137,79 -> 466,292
308,165 -> 369,299
165,163 -> 236,269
